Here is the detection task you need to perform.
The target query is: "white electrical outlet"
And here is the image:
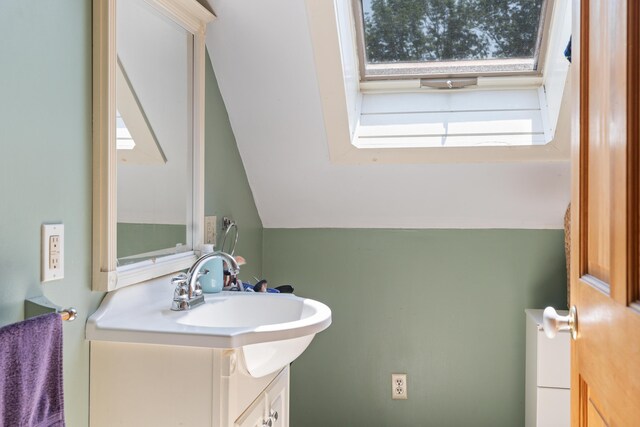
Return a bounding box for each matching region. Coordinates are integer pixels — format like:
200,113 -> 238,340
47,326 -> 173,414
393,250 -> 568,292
392,373 -> 408,400
204,216 -> 217,245
42,224 -> 64,282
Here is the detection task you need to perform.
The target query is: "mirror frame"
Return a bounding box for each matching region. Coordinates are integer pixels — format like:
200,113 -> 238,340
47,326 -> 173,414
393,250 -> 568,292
93,0 -> 215,291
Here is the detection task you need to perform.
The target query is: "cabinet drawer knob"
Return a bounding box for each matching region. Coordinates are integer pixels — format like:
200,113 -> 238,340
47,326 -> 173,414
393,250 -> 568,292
270,409 -> 279,421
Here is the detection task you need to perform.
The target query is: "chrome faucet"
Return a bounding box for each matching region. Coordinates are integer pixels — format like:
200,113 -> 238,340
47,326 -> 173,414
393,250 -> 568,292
171,251 -> 240,311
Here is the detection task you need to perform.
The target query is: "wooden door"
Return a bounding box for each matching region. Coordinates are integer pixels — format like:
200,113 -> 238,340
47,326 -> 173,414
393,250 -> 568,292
571,0 -> 640,425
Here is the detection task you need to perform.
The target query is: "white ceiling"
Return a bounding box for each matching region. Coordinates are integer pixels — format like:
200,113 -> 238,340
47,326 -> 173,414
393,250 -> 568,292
204,0 -> 571,229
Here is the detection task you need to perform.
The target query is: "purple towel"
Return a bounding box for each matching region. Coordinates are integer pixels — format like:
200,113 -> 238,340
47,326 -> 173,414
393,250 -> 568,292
0,313 -> 65,427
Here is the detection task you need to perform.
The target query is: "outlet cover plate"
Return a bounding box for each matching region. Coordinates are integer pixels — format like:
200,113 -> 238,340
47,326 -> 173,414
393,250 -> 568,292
392,373 -> 408,400
42,223 -> 64,282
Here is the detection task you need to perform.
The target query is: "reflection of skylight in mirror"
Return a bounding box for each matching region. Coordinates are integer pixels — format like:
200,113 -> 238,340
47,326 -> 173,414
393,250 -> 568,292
116,110 -> 135,150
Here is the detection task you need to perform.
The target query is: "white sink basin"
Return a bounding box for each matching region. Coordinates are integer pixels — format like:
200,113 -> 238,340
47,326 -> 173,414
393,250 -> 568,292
86,275 -> 332,377
176,294 -> 317,328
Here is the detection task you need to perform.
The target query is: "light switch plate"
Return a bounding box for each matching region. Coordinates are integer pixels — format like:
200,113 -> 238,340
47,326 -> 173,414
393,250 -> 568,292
42,224 -> 64,282
204,216 -> 217,245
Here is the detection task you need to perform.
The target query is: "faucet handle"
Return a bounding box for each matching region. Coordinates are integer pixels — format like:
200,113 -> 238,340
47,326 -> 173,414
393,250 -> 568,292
193,282 -> 203,297
173,284 -> 189,300
172,273 -> 189,301
171,273 -> 188,285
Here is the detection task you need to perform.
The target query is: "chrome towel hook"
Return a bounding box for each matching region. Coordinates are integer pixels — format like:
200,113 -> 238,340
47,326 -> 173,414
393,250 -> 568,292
221,217 -> 238,255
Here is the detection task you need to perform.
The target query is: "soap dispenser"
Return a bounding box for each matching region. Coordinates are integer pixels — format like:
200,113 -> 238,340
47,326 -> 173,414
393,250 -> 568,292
199,244 -> 225,293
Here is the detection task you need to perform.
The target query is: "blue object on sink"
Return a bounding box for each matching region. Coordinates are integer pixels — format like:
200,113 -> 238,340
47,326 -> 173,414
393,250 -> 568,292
199,245 -> 224,293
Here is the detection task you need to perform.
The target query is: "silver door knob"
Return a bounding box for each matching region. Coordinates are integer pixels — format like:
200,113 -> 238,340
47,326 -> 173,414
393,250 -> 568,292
543,306 -> 577,340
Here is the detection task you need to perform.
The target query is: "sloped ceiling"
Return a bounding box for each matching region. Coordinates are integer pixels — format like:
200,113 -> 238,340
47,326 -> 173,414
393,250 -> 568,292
203,0 -> 571,229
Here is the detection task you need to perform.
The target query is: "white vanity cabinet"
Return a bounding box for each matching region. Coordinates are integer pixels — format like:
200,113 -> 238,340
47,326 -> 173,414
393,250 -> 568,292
525,309 -> 570,427
90,342 -> 289,427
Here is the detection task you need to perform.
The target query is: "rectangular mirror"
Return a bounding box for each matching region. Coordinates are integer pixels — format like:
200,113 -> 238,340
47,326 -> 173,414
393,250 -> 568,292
93,0 -> 214,291
116,0 -> 192,266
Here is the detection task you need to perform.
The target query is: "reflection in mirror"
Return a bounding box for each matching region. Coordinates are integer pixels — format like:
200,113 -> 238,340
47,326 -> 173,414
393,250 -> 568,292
115,0 -> 193,266
92,0 -> 212,291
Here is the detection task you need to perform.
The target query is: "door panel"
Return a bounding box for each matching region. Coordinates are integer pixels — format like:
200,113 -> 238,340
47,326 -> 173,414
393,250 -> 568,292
578,377 -> 608,427
586,400 -> 607,427
572,0 -> 640,425
585,0 -> 611,284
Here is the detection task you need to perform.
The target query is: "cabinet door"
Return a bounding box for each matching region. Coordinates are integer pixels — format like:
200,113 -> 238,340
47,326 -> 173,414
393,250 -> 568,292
537,388 -> 570,427
235,366 -> 290,427
235,393 -> 267,427
537,329 -> 570,389
266,366 -> 289,427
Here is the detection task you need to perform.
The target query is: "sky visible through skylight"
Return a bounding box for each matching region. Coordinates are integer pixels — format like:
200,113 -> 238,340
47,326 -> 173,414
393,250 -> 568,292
361,0 -> 543,64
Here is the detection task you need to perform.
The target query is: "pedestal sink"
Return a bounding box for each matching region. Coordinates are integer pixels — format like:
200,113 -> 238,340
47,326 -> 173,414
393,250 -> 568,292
86,275 -> 332,377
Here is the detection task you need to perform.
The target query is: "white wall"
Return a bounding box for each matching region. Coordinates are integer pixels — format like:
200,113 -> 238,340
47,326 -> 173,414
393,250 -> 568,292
204,0 -> 571,229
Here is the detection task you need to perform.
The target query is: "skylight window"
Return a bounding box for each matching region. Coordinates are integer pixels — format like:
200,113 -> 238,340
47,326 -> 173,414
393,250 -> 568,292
355,0 -> 549,80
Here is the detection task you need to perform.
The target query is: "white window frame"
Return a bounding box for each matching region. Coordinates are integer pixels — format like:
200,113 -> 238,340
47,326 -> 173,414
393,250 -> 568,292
304,0 -> 572,164
352,0 -> 554,82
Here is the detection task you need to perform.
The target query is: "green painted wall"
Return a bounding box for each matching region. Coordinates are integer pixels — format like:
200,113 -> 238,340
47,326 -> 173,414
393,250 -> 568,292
0,2 -> 102,427
0,3 -> 565,427
117,223 -> 187,259
204,54 -> 263,280
0,4 -> 262,425
263,229 -> 567,427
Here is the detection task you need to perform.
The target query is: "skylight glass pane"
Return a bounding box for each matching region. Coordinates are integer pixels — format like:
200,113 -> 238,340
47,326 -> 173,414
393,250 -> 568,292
360,0 -> 545,75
